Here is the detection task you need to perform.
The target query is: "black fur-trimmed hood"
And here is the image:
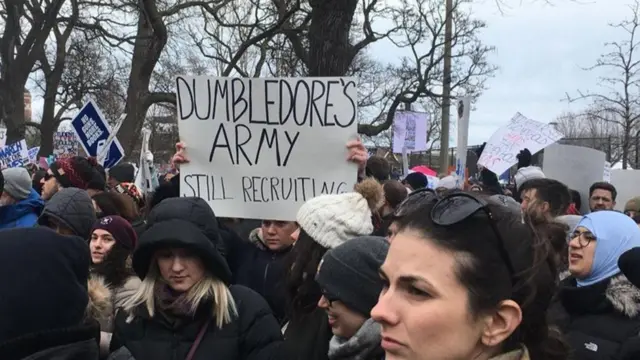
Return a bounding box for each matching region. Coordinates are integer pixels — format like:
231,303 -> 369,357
560,274 -> 640,319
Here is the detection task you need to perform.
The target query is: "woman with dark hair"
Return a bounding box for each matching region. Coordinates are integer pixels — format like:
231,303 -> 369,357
373,192 -> 569,360
92,192 -> 139,221
282,178 -> 384,360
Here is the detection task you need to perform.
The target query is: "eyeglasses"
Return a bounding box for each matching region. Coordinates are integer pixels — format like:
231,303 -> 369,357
43,173 -> 54,181
393,188 -> 437,218
430,193 -> 516,277
322,289 -> 339,306
570,230 -> 596,248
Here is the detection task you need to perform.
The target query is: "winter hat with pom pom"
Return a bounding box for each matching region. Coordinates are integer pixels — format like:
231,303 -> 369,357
296,178 -> 384,249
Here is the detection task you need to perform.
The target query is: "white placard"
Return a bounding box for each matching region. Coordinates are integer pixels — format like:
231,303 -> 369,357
603,161 -> 612,182
392,111 -> 429,154
611,169 -> 640,211
176,76 -> 359,221
455,96 -> 471,188
543,144 -> 606,214
478,113 -> 563,175
0,128 -> 7,148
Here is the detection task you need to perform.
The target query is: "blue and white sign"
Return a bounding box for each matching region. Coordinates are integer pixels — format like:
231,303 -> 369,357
70,100 -> 125,169
27,147 -> 40,163
0,140 -> 29,168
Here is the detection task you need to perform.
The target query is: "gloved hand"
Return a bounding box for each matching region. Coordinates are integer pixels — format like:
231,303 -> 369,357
516,148 -> 532,169
145,150 -> 154,164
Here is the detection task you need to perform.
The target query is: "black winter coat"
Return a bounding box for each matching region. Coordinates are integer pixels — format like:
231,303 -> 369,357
227,228 -> 290,324
110,285 -> 283,360
549,274 -> 640,360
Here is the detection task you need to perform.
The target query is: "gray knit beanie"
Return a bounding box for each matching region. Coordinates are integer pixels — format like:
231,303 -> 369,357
315,236 -> 389,317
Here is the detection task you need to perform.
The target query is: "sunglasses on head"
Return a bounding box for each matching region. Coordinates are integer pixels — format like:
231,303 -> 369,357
43,172 -> 54,181
393,187 -> 437,218
430,192 -> 516,278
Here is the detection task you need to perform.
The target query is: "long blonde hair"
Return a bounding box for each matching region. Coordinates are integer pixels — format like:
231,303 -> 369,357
122,260 -> 237,329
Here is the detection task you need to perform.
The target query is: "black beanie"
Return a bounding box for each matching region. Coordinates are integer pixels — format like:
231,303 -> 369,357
0,227 -> 90,344
315,236 -> 389,317
109,163 -> 135,183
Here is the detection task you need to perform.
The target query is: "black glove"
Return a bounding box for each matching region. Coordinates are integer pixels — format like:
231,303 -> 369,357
516,148 -> 532,169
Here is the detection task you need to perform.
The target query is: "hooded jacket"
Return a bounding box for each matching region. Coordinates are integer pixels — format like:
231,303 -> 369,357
0,228 -> 113,360
38,188 -> 97,239
110,218 -> 283,360
0,189 -> 44,229
550,274 -> 640,359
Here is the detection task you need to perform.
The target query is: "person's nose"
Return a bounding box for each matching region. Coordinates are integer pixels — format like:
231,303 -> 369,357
171,256 -> 186,272
317,295 -> 330,309
371,288 -> 400,326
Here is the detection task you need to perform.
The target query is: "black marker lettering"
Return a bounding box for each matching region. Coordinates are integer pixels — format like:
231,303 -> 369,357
235,124 -> 253,165
264,80 -> 279,125
270,177 -> 280,201
242,176 -> 252,202
176,76 -> 194,120
337,79 -> 357,127
310,80 -> 326,126
293,81 -> 310,126
214,79 -> 229,122
323,80 -> 340,127
194,78 -> 212,120
183,174 -> 197,196
282,131 -> 300,166
231,78 -> 248,123
209,123 -> 234,164
255,128 -> 282,166
280,80 -> 294,125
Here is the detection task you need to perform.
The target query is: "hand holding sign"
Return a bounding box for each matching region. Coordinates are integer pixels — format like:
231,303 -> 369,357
171,142 -> 189,170
346,137 -> 367,175
478,113 -> 563,175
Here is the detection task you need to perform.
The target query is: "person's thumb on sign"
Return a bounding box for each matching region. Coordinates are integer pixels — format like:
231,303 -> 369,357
346,137 -> 368,175
171,142 -> 189,170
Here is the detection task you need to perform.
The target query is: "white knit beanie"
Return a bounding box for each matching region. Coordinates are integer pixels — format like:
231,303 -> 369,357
514,166 -> 546,191
296,178 -> 384,249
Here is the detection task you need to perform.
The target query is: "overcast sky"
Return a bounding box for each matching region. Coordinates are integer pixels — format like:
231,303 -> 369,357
28,0 -> 632,146
370,0 -> 634,146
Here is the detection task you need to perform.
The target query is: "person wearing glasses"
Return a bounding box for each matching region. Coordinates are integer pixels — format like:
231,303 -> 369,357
315,236 -> 388,360
550,210 -> 640,360
372,191 -> 570,360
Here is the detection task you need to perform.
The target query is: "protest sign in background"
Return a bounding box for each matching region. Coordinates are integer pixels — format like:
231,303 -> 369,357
53,132 -> 78,160
177,76 -> 359,221
391,111 -> 429,154
478,113 -> 563,175
611,169 -> 640,212
70,100 -> 124,169
543,143 -> 606,214
455,96 -> 471,187
0,140 -> 29,169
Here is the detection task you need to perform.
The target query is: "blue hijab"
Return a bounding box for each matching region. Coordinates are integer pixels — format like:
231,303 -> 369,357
576,210 -> 640,287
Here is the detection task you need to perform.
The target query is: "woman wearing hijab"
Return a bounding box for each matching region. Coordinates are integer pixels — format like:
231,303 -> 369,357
551,210 -> 640,359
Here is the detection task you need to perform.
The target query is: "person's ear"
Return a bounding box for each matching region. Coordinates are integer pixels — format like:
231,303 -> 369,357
480,300 -> 522,347
541,201 -> 551,214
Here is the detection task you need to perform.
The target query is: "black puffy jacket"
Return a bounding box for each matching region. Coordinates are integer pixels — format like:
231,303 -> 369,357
110,285 -> 283,360
550,274 -> 640,360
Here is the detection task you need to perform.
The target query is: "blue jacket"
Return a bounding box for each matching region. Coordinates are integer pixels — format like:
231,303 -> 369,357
0,189 -> 44,229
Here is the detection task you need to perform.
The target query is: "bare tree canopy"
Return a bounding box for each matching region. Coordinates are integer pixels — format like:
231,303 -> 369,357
1,0 -> 496,159
566,0 -> 640,169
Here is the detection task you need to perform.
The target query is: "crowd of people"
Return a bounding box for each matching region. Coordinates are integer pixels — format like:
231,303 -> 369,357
2,140 -> 640,360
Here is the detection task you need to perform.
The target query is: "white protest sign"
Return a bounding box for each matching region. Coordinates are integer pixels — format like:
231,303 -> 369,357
392,111 -> 429,154
27,147 -> 40,164
0,128 -> 7,148
611,169 -> 640,211
542,144 -> 606,214
134,129 -> 153,194
176,76 -> 359,221
603,161 -> 612,182
478,113 -> 563,175
0,140 -> 29,169
455,96 -> 471,188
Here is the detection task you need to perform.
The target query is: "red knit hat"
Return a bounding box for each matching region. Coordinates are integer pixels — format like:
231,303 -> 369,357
91,216 -> 138,250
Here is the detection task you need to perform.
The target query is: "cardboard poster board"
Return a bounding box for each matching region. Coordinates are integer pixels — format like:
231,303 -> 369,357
611,169 -> 640,211
542,144 -> 606,214
176,76 -> 359,221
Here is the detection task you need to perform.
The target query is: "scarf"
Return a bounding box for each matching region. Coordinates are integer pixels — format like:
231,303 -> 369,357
154,283 -> 197,317
328,318 -> 384,360
489,345 -> 530,360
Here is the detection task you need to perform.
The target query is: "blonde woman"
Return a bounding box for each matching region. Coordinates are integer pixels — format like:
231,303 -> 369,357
109,218 -> 283,360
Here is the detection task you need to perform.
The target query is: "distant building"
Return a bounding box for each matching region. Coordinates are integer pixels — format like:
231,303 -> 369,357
24,90 -> 32,121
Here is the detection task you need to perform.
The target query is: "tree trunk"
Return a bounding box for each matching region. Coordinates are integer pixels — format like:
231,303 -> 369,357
118,5 -> 167,158
1,82 -> 26,144
307,0 -> 358,77
38,83 -> 59,156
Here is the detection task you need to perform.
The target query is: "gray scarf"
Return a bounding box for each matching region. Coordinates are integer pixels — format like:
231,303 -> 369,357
328,318 -> 384,360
